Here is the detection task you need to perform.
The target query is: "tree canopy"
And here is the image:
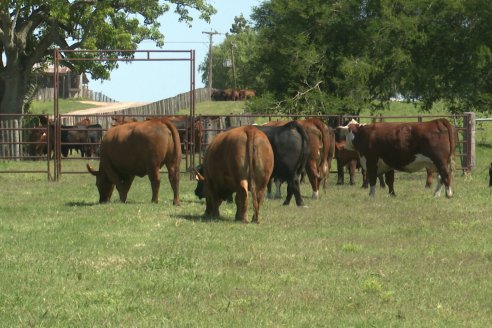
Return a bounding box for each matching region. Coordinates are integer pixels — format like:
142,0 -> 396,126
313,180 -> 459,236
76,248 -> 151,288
205,0 -> 492,115
0,0 -> 216,115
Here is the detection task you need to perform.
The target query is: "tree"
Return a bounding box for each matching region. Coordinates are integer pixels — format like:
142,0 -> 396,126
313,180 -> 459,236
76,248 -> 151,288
247,0 -> 492,115
0,0 -> 216,115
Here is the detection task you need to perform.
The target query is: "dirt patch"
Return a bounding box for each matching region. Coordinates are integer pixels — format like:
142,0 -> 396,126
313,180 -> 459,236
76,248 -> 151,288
69,101 -> 151,115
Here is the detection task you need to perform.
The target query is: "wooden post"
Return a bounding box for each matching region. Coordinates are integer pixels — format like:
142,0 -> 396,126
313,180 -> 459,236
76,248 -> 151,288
463,112 -> 476,171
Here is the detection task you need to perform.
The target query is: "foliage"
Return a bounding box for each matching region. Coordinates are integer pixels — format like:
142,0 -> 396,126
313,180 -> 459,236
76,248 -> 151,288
199,15 -> 258,90
0,0 -> 216,114
208,0 -> 492,115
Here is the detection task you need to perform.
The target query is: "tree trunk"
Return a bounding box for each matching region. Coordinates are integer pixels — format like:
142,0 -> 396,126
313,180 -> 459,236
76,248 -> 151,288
0,67 -> 30,117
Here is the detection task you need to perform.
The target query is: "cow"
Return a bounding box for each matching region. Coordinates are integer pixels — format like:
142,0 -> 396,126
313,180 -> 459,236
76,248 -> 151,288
239,89 -> 256,100
87,118 -> 181,204
111,115 -> 138,126
257,121 -> 310,206
168,116 -> 203,154
85,123 -> 104,157
194,125 -> 274,223
334,131 -> 386,188
336,118 -> 456,198
263,119 -> 334,199
61,125 -> 89,157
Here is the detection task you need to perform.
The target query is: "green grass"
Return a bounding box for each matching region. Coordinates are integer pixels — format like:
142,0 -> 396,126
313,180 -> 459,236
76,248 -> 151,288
0,139 -> 491,327
181,100 -> 248,116
29,99 -> 99,115
2,99 -> 491,326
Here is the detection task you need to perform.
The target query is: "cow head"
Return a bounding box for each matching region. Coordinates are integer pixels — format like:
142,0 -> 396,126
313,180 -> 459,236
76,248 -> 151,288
87,164 -> 115,203
194,165 -> 206,199
336,119 -> 360,151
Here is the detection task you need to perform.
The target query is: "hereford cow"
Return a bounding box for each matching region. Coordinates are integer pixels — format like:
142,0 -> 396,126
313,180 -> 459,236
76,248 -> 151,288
194,125 -> 274,223
337,118 -> 456,197
87,118 -> 181,204
257,121 -> 310,206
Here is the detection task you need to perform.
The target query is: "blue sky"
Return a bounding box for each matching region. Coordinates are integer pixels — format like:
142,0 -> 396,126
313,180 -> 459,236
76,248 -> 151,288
89,0 -> 263,102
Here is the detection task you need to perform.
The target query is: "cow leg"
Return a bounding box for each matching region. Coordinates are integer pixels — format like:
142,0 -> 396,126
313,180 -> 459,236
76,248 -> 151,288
148,170 -> 161,203
425,167 -> 433,188
166,163 -> 180,206
433,161 -> 453,198
205,196 -> 221,218
252,187 -> 266,224
285,177 -> 305,207
274,179 -> 282,199
235,180 -> 249,223
366,160 -> 379,197
378,174 -> 386,188
361,168 -> 368,188
348,160 -> 357,186
266,178 -> 274,199
117,176 -> 135,203
336,160 -> 345,185
306,162 -> 319,199
384,170 -> 396,196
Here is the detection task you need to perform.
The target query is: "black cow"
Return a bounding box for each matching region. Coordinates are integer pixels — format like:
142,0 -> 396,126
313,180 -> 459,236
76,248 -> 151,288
257,121 -> 310,207
86,124 -> 103,157
61,125 -> 89,157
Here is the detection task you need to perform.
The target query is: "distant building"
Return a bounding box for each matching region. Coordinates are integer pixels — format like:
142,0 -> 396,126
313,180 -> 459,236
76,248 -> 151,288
33,65 -> 89,100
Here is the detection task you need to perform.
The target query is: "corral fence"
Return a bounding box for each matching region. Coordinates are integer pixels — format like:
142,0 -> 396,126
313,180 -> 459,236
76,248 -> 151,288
0,111 -> 477,181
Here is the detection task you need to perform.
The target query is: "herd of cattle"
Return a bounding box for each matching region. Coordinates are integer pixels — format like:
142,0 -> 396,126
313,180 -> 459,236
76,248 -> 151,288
211,88 -> 256,101
31,114 -> 457,223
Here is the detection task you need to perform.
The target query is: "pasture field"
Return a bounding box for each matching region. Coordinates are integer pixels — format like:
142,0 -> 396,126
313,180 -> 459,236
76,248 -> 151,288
0,139 -> 491,327
30,99 -> 98,115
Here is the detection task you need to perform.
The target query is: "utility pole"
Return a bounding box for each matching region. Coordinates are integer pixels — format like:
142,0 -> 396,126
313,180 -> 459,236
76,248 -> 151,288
202,30 -> 220,92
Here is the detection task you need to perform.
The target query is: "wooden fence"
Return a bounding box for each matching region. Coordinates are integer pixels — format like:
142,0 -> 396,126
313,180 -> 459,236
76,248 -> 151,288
35,87 -> 117,103
0,109 -> 478,179
61,88 -> 211,128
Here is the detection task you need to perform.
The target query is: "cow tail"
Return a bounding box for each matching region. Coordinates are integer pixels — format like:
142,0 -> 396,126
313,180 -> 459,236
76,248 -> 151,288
246,126 -> 258,211
442,118 -> 456,177
161,118 -> 182,164
293,121 -> 310,176
310,119 -> 332,177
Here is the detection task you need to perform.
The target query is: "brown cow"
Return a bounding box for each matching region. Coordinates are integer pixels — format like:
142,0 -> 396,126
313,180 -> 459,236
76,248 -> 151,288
239,89 -> 256,100
87,118 -> 181,204
194,125 -> 274,223
111,115 -> 138,126
337,118 -> 456,197
168,115 -> 203,153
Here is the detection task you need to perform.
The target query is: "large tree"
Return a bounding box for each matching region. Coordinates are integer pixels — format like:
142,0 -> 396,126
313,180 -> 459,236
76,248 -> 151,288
244,0 -> 492,115
0,0 -> 216,115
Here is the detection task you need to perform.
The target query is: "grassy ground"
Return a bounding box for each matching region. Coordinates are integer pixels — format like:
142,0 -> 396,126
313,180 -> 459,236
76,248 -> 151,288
2,99 -> 490,326
29,99 -> 100,115
0,137 -> 491,328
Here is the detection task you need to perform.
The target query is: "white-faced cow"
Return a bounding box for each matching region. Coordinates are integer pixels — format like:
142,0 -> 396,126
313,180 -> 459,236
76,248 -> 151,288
194,125 -> 274,223
87,118 -> 181,204
337,118 -> 456,198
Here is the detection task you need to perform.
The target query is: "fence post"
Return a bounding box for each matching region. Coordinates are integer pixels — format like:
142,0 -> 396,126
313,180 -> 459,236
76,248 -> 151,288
463,112 -> 476,171
13,119 -> 20,160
